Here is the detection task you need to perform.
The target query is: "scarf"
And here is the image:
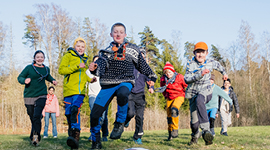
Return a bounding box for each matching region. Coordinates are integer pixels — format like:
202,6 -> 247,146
67,47 -> 88,64
32,63 -> 48,82
155,72 -> 178,93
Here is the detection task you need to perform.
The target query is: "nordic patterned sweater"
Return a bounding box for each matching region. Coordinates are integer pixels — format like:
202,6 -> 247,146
91,42 -> 157,86
184,57 -> 226,99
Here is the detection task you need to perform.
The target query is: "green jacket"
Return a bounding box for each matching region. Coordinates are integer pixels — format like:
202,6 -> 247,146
59,50 -> 91,97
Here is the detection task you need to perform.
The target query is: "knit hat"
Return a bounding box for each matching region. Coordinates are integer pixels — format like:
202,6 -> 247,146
163,62 -> 175,73
73,37 -> 86,48
210,74 -> 215,81
193,42 -> 208,54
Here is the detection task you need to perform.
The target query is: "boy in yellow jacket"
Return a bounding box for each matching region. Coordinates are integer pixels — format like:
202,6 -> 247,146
59,37 -> 93,149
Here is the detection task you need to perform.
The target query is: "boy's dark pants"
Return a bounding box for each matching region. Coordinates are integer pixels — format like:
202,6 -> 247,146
25,98 -> 46,141
125,92 -> 146,140
189,94 -> 212,138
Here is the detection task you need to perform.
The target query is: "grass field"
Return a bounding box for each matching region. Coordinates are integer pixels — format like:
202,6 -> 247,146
0,126 -> 269,150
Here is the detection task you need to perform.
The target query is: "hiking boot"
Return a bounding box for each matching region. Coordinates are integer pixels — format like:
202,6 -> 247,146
171,130 -> 178,138
221,132 -> 228,136
91,141 -> 102,150
124,121 -> 130,128
109,122 -> 124,139
210,128 -> 215,136
102,136 -> 108,142
188,136 -> 198,145
32,135 -> 39,146
67,128 -> 80,149
202,130 -> 214,145
134,138 -> 143,145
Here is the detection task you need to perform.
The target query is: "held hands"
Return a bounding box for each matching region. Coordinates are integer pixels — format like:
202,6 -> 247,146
146,81 -> 155,87
236,113 -> 240,118
52,80 -> 57,86
25,78 -> 31,84
216,114 -> 219,118
223,74 -> 228,80
90,77 -> 97,83
89,62 -> 98,71
79,63 -> 86,68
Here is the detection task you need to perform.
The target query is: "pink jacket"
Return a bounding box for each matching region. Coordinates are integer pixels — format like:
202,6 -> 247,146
42,94 -> 60,117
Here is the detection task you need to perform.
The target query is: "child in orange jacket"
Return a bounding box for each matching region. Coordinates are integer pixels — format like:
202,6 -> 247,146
160,62 -> 187,140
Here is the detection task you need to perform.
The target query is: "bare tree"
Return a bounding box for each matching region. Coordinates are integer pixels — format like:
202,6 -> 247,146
262,31 -> 270,84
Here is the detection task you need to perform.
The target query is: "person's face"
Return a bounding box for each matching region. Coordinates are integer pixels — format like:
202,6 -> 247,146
75,41 -> 85,55
93,57 -> 98,62
210,79 -> 214,85
224,81 -> 231,89
195,49 -> 208,63
48,88 -> 54,95
34,53 -> 45,66
110,26 -> 127,45
165,69 -> 174,79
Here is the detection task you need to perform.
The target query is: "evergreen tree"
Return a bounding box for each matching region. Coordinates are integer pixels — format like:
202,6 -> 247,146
210,44 -> 225,65
139,26 -> 160,68
23,15 -> 40,51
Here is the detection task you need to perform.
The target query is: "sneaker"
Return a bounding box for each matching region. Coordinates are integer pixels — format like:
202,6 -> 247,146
109,122 -> 124,139
171,130 -> 178,138
188,136 -> 198,145
91,141 -> 102,149
102,137 -> 108,142
43,136 -> 48,139
88,135 -> 92,142
202,130 -> 214,145
53,136 -> 57,138
134,138 -> 143,145
124,121 -> 130,128
32,135 -> 39,146
221,132 -> 228,136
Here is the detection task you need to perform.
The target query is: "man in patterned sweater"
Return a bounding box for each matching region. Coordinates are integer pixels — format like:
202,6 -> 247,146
184,42 -> 228,145
89,22 -> 157,149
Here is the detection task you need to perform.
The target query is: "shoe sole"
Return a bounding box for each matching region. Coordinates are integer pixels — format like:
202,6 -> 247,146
67,137 -> 79,149
203,132 -> 214,145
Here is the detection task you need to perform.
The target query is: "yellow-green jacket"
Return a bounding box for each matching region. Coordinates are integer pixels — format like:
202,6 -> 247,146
59,49 -> 91,97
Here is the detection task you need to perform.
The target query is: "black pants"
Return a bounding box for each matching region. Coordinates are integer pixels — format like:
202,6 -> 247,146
25,98 -> 46,141
125,92 -> 146,139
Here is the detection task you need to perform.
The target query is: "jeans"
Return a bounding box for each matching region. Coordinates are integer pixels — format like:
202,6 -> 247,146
43,112 -> 57,137
89,95 -> 109,137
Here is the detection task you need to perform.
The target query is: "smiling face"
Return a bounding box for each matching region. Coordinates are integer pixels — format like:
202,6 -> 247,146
34,52 -> 45,66
164,69 -> 174,79
110,26 -> 127,45
75,41 -> 85,55
224,80 -> 231,89
195,49 -> 208,63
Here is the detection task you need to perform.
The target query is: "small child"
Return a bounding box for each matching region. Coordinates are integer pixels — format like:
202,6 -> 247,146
160,62 -> 187,141
184,42 -> 227,145
42,86 -> 60,138
205,74 -> 232,136
86,55 -> 109,142
58,37 -> 93,149
89,22 -> 157,149
124,48 -> 155,145
218,78 -> 240,136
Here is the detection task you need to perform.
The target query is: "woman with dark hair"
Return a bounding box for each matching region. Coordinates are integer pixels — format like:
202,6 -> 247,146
18,50 -> 57,146
42,86 -> 59,139
218,78 -> 240,136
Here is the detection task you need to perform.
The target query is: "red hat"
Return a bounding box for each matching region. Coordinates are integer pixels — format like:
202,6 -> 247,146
163,62 -> 175,73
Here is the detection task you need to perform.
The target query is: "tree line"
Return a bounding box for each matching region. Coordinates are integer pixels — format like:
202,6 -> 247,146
0,3 -> 270,133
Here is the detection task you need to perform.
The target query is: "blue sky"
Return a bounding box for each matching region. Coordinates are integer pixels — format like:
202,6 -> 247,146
0,0 -> 269,67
